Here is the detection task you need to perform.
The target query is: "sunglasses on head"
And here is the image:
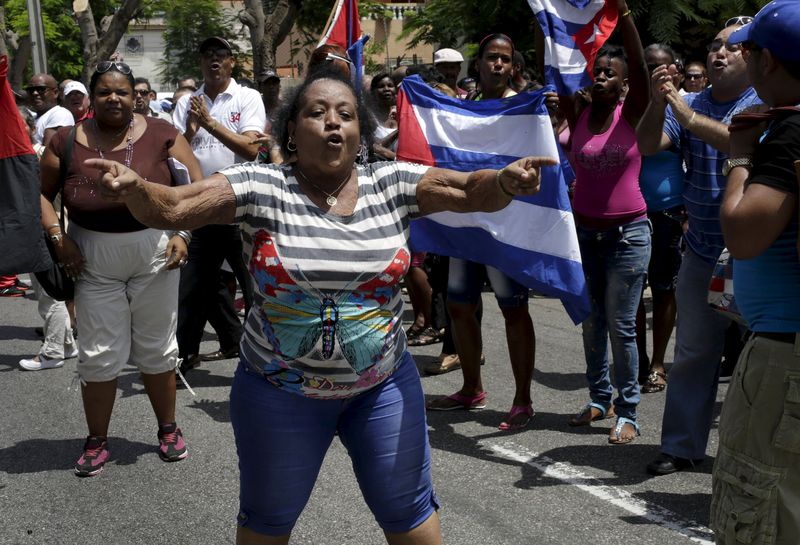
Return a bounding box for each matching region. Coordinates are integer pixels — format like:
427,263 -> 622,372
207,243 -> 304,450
24,85 -> 56,94
201,48 -> 231,59
325,52 -> 354,66
96,61 -> 132,75
725,15 -> 754,27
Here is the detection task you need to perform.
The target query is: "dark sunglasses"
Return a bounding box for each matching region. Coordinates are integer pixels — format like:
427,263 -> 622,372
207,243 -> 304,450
725,15 -> 753,27
133,89 -> 151,96
201,48 -> 231,59
96,61 -> 132,75
707,40 -> 743,53
685,73 -> 706,80
24,85 -> 56,94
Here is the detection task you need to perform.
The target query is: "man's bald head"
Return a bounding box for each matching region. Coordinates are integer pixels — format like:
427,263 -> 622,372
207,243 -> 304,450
25,73 -> 59,114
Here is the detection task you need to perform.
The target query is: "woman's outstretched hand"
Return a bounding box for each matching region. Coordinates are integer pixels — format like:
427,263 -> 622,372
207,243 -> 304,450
84,158 -> 143,202
497,156 -> 560,197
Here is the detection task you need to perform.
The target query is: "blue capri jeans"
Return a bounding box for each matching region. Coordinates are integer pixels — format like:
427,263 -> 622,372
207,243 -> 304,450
447,257 -> 528,308
577,219 -> 651,421
230,352 -> 439,537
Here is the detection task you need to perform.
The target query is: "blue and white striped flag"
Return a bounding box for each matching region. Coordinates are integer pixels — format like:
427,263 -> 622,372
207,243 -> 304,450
396,76 -> 589,324
528,0 -> 618,95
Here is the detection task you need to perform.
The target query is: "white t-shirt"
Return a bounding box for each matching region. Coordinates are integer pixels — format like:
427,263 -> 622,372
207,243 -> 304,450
35,106 -> 74,145
173,79 -> 267,177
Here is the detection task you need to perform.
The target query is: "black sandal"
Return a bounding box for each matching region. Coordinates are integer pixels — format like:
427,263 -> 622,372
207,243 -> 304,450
641,371 -> 667,393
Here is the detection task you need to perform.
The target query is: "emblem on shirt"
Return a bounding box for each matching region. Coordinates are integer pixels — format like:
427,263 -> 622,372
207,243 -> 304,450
229,112 -> 241,123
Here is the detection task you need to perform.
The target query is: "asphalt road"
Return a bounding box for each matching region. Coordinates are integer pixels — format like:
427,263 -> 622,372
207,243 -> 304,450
0,279 -> 726,545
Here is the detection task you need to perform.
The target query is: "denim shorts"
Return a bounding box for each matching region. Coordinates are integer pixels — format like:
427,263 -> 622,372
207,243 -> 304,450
447,257 -> 528,308
230,352 -> 439,537
647,207 -> 684,292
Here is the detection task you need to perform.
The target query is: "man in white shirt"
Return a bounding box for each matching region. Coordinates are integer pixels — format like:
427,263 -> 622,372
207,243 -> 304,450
26,73 -> 74,146
172,36 -> 266,371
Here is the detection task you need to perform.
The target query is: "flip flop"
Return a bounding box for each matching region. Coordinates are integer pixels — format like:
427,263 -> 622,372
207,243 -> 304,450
427,391 -> 487,411
498,404 -> 534,431
608,417 -> 640,445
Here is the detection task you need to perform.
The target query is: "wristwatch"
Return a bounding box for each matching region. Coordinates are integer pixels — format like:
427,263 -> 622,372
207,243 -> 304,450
722,156 -> 753,176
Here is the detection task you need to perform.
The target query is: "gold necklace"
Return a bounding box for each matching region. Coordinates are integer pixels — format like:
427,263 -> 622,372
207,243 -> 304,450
295,166 -> 353,206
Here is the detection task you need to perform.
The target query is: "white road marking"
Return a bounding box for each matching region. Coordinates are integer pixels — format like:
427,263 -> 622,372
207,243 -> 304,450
487,442 -> 715,545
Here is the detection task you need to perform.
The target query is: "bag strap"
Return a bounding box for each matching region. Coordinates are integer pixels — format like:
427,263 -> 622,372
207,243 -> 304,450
57,124 -> 78,225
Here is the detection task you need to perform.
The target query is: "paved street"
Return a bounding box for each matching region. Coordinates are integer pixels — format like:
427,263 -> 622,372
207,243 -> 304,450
0,279 -> 726,545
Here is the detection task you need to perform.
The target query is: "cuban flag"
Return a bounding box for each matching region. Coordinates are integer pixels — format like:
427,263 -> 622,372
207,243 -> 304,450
396,76 -> 589,324
528,0 -> 617,95
318,0 -> 368,94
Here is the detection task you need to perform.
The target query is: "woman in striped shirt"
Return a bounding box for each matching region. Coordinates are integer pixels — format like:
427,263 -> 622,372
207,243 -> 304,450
86,68 -> 556,545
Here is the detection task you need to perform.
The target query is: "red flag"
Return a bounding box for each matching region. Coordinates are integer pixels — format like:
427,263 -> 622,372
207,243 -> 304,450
0,55 -> 53,275
317,0 -> 361,49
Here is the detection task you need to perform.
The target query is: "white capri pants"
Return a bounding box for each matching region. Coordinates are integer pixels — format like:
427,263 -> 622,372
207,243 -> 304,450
69,224 -> 179,382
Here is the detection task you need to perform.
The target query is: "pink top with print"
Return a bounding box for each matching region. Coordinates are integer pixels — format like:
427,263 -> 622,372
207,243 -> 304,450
571,103 -> 646,226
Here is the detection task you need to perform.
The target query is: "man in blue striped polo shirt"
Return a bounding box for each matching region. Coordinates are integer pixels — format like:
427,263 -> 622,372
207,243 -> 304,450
636,21 -> 761,475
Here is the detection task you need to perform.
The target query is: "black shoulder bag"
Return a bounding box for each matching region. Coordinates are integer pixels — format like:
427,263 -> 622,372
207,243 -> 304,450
34,126 -> 77,301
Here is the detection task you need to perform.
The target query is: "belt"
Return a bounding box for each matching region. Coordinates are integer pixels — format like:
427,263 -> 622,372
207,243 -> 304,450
754,332 -> 798,344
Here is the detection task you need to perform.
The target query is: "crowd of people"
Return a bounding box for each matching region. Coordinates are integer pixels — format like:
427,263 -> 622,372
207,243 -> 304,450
4,1 -> 800,543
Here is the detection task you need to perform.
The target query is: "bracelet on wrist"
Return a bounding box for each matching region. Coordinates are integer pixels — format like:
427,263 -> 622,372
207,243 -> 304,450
496,169 -> 515,198
45,223 -> 61,231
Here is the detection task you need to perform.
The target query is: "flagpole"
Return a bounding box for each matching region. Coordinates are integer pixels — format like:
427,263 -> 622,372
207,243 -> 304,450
318,0 -> 344,47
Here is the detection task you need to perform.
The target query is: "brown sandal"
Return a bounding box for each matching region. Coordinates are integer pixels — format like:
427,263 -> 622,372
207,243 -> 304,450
641,371 -> 667,394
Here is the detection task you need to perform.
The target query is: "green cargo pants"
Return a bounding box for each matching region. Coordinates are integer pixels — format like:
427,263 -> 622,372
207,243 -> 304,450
711,334 -> 800,545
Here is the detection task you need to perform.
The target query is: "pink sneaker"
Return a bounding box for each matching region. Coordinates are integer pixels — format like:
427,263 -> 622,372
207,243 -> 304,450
74,436 -> 109,477
158,423 -> 188,462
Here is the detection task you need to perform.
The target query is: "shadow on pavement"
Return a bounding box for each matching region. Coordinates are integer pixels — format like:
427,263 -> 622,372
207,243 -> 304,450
188,398 -> 231,423
0,437 -> 158,474
0,325 -> 39,341
533,368 -> 587,392
628,491 -> 712,526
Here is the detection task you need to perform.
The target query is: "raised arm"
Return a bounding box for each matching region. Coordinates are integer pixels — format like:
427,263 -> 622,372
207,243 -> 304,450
636,65 -> 673,155
617,0 -> 649,123
663,82 -> 735,154
85,158 -> 236,230
416,156 -> 559,216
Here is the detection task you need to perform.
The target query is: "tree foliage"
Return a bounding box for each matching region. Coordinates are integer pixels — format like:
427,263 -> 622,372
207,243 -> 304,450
159,0 -> 251,86
5,0 -> 85,82
2,0 -> 160,87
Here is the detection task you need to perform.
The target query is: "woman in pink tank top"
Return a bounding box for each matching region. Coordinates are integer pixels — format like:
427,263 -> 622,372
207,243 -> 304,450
542,0 -> 651,445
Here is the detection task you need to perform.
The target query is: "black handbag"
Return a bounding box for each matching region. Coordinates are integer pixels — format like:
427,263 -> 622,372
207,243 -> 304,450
34,126 -> 76,301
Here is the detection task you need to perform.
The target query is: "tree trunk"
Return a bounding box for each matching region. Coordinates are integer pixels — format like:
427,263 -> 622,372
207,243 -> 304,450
75,0 -> 143,82
241,0 -> 300,82
10,34 -> 30,89
0,5 -> 8,58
